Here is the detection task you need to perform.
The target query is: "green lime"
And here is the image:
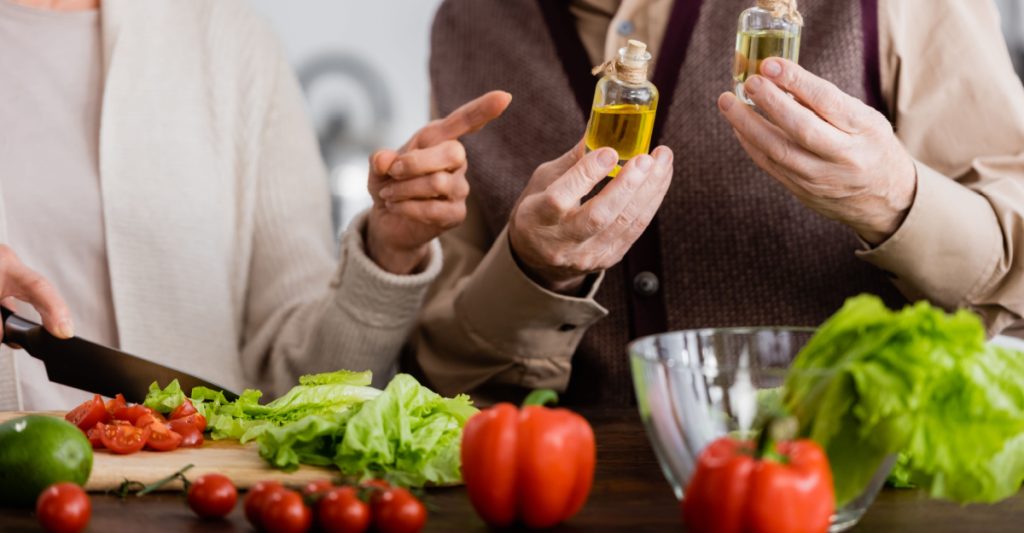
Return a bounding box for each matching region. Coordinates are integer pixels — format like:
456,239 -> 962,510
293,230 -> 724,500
0,415 -> 93,507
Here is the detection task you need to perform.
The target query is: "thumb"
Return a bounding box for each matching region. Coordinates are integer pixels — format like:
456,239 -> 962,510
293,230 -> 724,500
370,149 -> 400,177
524,139 -> 587,195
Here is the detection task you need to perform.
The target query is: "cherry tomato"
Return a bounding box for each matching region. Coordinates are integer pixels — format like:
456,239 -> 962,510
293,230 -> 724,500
134,412 -> 167,428
245,480 -> 285,528
361,479 -> 391,506
113,404 -> 153,425
65,395 -> 109,432
318,486 -> 370,533
261,489 -> 312,533
169,412 -> 207,433
98,422 -> 150,454
105,394 -> 127,415
171,398 -> 198,419
302,479 -> 334,497
144,422 -> 183,452
169,418 -> 204,447
36,482 -> 91,533
373,488 -> 426,533
86,425 -> 104,449
187,473 -> 237,519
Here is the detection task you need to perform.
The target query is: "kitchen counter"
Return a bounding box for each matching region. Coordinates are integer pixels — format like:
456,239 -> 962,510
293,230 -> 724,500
1,408 -> 1021,532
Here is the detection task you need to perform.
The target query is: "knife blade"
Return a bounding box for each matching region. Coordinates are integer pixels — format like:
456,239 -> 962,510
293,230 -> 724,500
2,307 -> 238,404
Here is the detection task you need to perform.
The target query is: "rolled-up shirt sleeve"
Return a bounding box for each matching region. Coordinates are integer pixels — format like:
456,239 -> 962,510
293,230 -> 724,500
413,196 -> 608,400
858,0 -> 1024,334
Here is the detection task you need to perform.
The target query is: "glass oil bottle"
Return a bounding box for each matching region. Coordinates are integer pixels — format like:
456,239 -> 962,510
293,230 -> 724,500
734,0 -> 803,105
585,40 -> 659,177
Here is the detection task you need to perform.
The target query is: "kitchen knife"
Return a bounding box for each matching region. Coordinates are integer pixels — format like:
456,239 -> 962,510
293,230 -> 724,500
1,307 -> 238,404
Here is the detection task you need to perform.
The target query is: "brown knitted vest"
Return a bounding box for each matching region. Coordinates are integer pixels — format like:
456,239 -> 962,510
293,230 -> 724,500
430,0 -> 906,406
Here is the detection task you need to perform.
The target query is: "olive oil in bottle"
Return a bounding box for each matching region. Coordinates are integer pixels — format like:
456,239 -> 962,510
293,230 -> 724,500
585,40 -> 659,177
734,0 -> 803,105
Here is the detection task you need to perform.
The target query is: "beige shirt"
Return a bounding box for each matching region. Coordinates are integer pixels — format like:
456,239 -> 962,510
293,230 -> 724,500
415,0 -> 1024,399
0,1 -> 119,409
0,0 -> 445,410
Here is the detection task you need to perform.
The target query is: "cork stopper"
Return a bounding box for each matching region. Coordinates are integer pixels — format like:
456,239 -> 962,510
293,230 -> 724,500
756,0 -> 803,25
591,39 -> 651,85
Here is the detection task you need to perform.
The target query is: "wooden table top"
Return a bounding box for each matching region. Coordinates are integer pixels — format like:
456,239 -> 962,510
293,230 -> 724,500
1,408 -> 1021,532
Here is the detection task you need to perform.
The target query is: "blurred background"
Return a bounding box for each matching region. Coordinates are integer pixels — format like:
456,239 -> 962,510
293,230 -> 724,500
248,0 -> 1024,235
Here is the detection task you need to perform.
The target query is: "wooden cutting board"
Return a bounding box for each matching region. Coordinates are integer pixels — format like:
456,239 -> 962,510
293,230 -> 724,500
0,412 -> 339,492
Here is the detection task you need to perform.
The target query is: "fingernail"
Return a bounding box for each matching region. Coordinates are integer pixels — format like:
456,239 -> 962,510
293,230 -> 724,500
745,75 -> 763,93
58,319 -> 74,339
635,156 -> 652,172
379,187 -> 393,199
598,149 -> 618,167
655,149 -> 672,166
761,59 -> 782,77
390,161 -> 405,176
719,92 -> 736,112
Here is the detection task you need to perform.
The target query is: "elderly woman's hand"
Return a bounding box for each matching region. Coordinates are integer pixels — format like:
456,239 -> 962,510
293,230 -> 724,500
366,91 -> 512,274
718,58 -> 917,245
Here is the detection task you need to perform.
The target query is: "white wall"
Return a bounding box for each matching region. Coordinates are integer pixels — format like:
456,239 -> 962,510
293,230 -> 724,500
248,0 -> 444,149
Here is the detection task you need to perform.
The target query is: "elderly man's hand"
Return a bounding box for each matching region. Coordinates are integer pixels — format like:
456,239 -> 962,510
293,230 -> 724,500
718,58 -> 917,245
367,91 -> 512,274
509,142 -> 674,294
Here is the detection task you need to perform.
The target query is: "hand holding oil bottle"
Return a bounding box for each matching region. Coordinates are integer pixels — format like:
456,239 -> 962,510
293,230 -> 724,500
719,0 -> 918,245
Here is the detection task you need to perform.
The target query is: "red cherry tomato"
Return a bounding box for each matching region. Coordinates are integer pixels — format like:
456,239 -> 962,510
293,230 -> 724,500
187,473 -> 238,519
113,404 -> 153,425
372,488 -> 426,533
144,422 -> 183,452
171,398 -> 198,419
245,480 -> 285,529
98,422 -> 150,454
134,412 -> 167,428
65,395 -> 109,432
105,394 -> 127,415
36,482 -> 91,533
169,413 -> 207,433
86,425 -> 104,449
318,486 -> 370,533
261,489 -> 312,533
302,479 -> 334,497
169,418 -> 205,447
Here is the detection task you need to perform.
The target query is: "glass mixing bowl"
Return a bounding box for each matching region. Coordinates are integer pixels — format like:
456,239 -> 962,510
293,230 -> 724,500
629,328 -> 894,532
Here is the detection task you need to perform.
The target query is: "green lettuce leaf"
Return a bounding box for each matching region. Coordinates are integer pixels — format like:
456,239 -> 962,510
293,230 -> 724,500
143,379 -> 186,414
785,295 -> 1024,505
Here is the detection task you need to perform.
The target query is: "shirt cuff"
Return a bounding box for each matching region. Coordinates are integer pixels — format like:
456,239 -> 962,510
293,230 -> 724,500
856,161 -> 1002,308
455,226 -> 609,360
332,210 -> 443,328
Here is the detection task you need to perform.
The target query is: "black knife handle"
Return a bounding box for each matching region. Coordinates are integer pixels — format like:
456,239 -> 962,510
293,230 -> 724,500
1,306 -> 45,348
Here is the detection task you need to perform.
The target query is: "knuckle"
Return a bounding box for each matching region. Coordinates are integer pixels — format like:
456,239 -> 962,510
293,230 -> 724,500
444,140 -> 467,164
428,172 -> 449,192
541,191 -> 568,215
584,207 -> 612,232
767,141 -> 794,166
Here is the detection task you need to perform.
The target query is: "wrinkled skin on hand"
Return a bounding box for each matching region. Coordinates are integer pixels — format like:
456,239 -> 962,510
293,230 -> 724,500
509,141 -> 674,294
718,58 -> 917,245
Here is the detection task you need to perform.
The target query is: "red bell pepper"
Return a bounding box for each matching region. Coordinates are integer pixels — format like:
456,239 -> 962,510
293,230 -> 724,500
682,419 -> 834,533
460,389 -> 595,528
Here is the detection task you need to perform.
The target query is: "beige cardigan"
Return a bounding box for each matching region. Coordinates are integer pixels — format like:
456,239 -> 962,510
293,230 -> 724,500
0,0 -> 442,410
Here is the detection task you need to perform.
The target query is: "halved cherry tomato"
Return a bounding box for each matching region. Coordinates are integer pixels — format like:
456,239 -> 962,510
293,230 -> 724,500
171,398 -> 198,420
169,418 -> 204,447
113,404 -> 153,425
98,422 -> 150,454
86,426 -> 104,449
145,422 -> 183,452
105,394 -> 127,415
135,412 -> 167,428
245,480 -> 285,529
66,395 -> 109,432
169,413 -> 207,433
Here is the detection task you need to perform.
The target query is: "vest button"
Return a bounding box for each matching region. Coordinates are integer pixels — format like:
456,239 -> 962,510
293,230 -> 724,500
633,271 -> 659,296
617,20 -> 635,36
